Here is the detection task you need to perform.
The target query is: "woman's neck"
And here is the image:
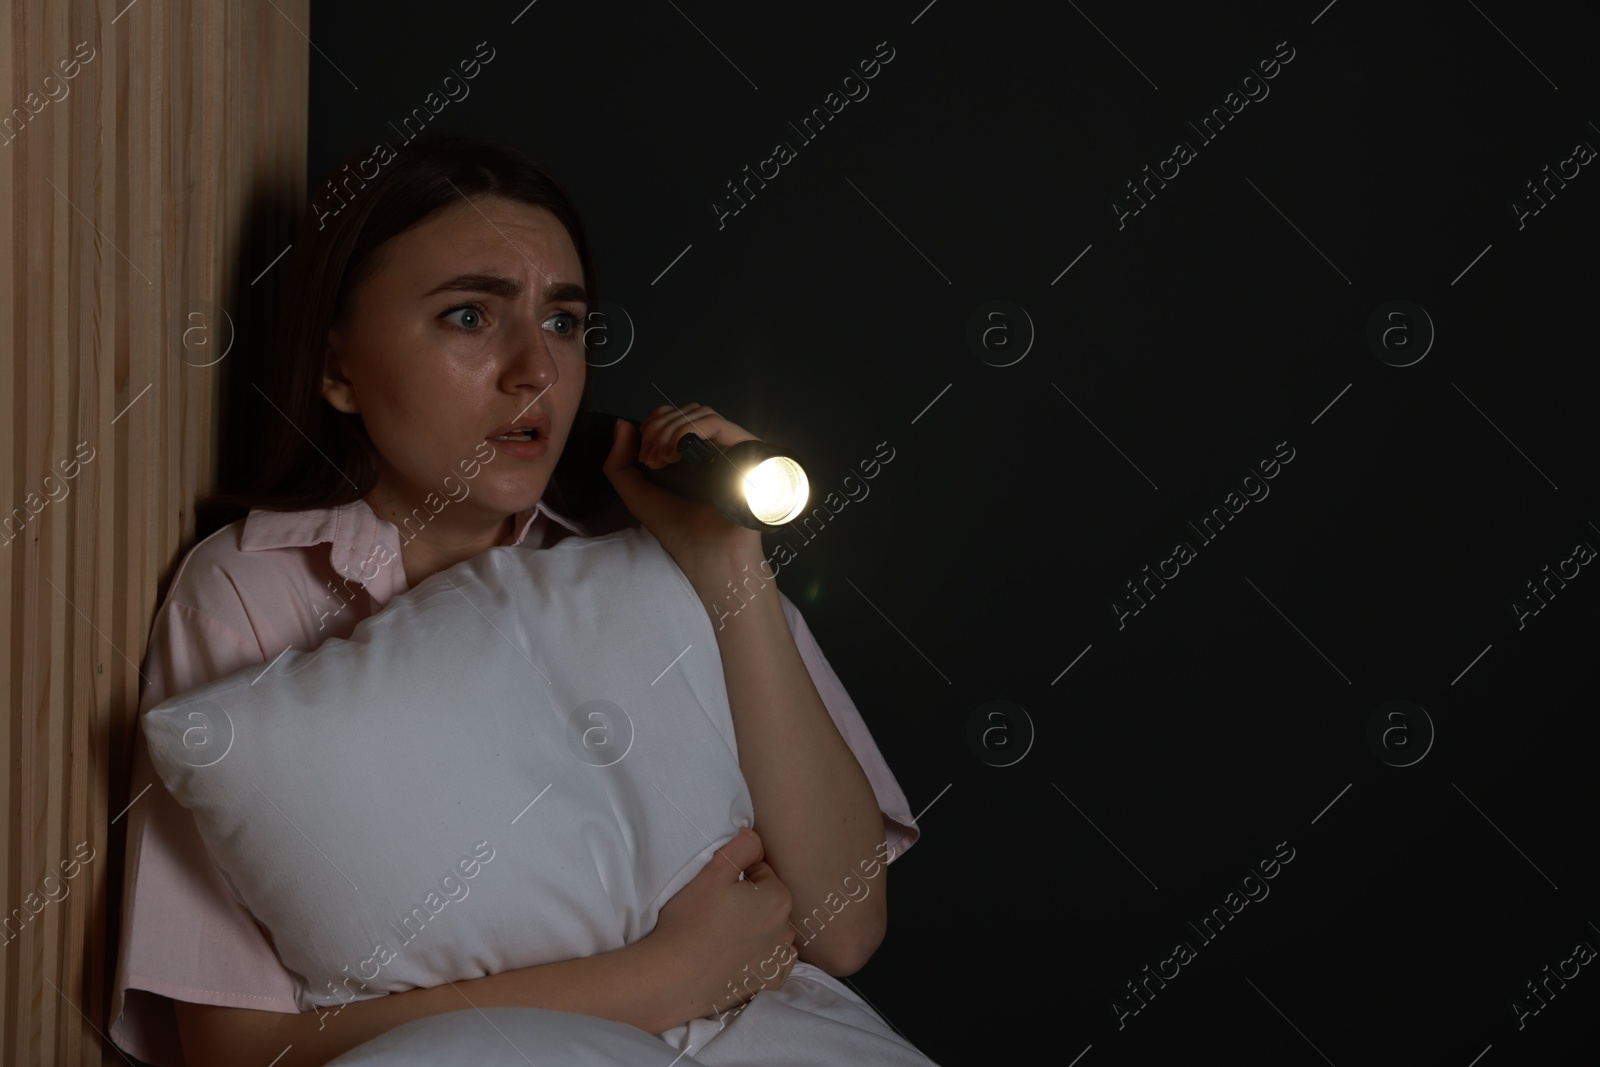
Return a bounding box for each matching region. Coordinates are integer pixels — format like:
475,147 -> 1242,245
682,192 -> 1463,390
362,493 -> 516,589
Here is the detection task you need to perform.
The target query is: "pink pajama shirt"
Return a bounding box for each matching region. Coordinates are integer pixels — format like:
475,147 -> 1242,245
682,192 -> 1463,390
109,497 -> 920,1066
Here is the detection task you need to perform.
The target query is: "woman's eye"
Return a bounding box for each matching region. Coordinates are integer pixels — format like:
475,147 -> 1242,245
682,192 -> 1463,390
545,311 -> 584,339
441,303 -> 486,331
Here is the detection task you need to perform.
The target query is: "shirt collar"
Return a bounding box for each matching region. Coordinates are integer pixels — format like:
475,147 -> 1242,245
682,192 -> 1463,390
240,497 -> 588,584
517,497 -> 587,543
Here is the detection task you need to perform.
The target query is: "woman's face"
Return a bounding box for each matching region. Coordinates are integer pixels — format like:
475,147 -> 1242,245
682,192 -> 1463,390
322,195 -> 588,528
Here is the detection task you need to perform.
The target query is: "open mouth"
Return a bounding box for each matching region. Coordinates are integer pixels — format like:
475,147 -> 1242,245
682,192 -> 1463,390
486,412 -> 550,444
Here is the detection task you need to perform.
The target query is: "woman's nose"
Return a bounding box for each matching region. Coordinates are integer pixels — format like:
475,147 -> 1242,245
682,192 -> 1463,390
500,324 -> 560,392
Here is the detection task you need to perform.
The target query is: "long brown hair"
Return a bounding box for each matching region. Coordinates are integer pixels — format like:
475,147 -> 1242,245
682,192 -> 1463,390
205,134 -> 616,523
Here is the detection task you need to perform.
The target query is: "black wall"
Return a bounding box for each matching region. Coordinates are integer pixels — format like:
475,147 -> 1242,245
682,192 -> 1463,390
301,2 -> 1599,1062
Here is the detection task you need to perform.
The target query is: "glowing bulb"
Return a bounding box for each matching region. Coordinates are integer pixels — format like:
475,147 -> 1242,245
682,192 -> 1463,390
596,411 -> 811,529
742,456 -> 809,525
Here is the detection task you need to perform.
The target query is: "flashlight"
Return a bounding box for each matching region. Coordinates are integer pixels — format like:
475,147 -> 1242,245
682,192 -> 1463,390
592,410 -> 811,530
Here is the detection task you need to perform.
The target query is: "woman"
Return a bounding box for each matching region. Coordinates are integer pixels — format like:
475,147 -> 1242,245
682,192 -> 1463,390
109,135 -> 924,1066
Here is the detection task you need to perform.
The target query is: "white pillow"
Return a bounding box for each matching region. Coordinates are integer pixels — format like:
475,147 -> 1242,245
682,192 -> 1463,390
143,527 -> 754,1011
324,1007 -> 706,1066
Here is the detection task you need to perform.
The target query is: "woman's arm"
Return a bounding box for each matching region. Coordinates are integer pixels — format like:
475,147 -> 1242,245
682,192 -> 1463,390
703,566 -> 889,976
177,939 -> 685,1067
177,825 -> 796,1066
601,410 -> 890,975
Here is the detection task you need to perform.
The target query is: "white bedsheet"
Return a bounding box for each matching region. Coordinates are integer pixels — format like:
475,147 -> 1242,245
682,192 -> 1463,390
324,964 -> 939,1066
662,961 -> 938,1065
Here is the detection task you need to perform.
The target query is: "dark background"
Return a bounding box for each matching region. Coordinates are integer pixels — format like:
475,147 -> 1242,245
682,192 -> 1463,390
260,1 -> 1600,1063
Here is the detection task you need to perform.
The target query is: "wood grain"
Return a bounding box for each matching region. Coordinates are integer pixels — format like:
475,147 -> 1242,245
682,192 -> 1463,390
1,4 -> 307,1063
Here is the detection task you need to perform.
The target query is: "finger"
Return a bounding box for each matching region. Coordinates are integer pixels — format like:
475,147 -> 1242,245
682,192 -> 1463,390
601,417 -> 638,474
661,407 -> 756,453
641,402 -> 703,437
647,408 -> 714,464
600,419 -> 672,515
713,826 -> 764,874
602,419 -> 651,487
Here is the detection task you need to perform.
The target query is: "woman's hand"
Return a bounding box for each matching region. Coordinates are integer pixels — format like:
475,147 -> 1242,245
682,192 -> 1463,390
601,403 -> 767,599
645,826 -> 799,1019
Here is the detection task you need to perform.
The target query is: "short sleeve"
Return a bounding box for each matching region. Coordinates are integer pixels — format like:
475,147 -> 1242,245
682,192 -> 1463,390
776,592 -> 921,864
110,593 -> 305,1066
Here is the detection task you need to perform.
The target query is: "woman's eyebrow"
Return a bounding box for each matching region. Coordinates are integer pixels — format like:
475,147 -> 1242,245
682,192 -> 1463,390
421,274 -> 587,305
544,281 -> 588,305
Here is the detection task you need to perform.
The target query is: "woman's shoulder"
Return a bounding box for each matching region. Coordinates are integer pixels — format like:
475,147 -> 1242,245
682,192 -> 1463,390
146,505 -> 389,694
179,500 -> 380,581
163,517 -> 251,608
162,505 -> 370,625
165,515 -> 285,611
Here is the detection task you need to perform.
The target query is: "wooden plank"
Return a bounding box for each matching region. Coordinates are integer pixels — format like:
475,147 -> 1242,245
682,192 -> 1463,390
0,3 -> 307,1062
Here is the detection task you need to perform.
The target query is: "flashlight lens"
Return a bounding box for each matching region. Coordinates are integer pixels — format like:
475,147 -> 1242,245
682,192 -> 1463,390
743,457 -> 809,525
